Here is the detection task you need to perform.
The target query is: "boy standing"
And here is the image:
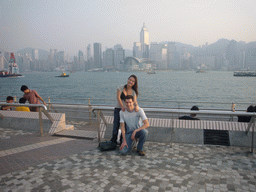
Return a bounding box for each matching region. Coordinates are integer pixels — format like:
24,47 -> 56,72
20,85 -> 46,112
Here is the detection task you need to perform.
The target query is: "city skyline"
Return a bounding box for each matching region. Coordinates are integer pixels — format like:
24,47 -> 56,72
1,0 -> 255,56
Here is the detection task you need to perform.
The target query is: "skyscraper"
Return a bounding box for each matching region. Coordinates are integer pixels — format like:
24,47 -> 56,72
32,49 -> 39,61
78,50 -> 84,70
87,44 -> 91,62
93,43 -> 102,69
114,44 -> 125,70
150,43 -> 167,69
104,48 -> 115,70
140,23 -> 150,58
133,42 -> 142,58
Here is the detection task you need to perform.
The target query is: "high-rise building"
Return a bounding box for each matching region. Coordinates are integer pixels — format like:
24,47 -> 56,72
87,44 -> 91,61
78,50 -> 85,70
140,23 -> 150,58
104,48 -> 115,70
133,42 -> 142,58
245,48 -> 256,70
32,49 -> 39,61
114,44 -> 125,70
150,43 -> 167,69
50,49 -> 57,59
73,56 -> 78,70
167,42 -> 180,69
86,44 -> 93,70
93,43 -> 102,69
226,40 -> 239,70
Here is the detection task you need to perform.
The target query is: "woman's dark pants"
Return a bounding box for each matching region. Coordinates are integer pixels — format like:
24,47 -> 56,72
110,108 -> 121,143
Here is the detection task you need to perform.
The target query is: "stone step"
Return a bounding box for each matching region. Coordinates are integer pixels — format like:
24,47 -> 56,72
65,124 -> 74,130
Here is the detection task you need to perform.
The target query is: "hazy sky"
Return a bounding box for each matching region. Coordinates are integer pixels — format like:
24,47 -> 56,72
1,0 -> 255,55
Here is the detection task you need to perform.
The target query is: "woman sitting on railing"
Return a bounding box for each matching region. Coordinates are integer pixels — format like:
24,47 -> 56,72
110,75 -> 139,145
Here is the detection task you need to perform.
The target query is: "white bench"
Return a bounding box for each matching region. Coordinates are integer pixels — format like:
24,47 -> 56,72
99,116 -> 253,147
0,110 -> 73,135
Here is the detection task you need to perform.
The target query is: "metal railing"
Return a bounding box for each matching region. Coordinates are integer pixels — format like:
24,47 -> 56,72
1,96 -> 255,111
92,106 -> 256,152
1,100 -> 255,152
0,102 -> 52,135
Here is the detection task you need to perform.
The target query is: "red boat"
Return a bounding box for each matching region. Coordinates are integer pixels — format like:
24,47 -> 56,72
0,53 -> 22,77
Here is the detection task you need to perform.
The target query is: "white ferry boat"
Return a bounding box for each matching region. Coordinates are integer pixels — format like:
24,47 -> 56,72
233,71 -> 256,77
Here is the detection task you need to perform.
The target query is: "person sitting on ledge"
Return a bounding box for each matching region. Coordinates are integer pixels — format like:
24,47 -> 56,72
119,95 -> 149,156
237,105 -> 255,122
1,96 -> 14,110
15,98 -> 30,112
179,105 -> 200,120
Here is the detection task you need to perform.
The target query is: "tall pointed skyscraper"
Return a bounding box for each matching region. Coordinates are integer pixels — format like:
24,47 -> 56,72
140,23 -> 150,58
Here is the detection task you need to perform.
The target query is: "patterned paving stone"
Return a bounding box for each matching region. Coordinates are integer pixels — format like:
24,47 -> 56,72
0,141 -> 255,191
0,128 -> 33,140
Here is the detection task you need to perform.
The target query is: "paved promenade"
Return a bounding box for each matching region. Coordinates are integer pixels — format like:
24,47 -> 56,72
0,127 -> 256,192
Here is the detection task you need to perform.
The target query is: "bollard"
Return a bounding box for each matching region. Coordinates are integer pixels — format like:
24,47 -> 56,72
251,116 -> 255,153
88,98 -> 92,124
39,107 -> 43,136
97,110 -> 101,142
48,97 -> 51,111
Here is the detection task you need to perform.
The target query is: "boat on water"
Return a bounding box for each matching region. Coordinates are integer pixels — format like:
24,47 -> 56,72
234,71 -> 256,77
0,71 -> 22,77
196,69 -> 207,73
0,53 -> 22,78
147,70 -> 156,75
56,72 -> 69,77
87,68 -> 104,72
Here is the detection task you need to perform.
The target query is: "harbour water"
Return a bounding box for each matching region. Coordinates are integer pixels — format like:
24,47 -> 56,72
0,71 -> 255,109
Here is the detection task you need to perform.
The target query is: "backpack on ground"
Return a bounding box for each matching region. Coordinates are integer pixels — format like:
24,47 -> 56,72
98,141 -> 117,151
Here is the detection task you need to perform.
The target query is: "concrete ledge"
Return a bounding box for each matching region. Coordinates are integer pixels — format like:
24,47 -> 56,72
100,116 -> 255,147
0,111 -> 72,135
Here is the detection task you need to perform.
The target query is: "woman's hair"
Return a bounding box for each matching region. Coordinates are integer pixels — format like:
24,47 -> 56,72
124,75 -> 139,96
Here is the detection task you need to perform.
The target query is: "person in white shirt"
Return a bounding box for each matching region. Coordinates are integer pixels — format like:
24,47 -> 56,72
119,95 -> 149,156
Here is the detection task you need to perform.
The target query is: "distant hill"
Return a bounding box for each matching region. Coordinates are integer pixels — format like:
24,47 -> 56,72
16,47 -> 49,60
244,41 -> 256,50
159,41 -> 195,51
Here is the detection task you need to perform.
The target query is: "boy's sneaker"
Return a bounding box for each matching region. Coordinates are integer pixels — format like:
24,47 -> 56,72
137,150 -> 145,156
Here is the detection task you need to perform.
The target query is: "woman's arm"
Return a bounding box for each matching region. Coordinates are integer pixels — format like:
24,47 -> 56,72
134,95 -> 139,112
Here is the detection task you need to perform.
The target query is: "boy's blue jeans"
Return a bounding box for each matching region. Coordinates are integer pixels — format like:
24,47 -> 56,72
120,129 -> 148,155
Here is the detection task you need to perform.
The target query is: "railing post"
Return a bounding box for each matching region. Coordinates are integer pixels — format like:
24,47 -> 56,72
177,102 -> 180,118
39,107 -> 43,136
97,110 -> 101,142
88,98 -> 92,124
250,116 -> 255,153
48,97 -> 51,112
170,113 -> 174,148
230,103 -> 235,121
14,96 -> 17,102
